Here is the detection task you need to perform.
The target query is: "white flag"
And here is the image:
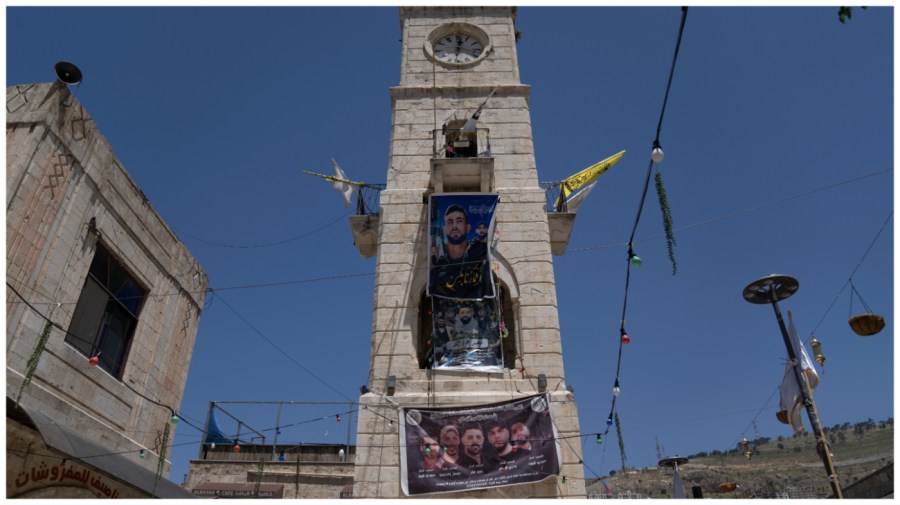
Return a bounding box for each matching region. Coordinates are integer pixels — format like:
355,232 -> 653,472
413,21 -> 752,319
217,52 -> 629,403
777,311 -> 819,433
331,158 -> 353,208
564,181 -> 598,212
461,89 -> 496,132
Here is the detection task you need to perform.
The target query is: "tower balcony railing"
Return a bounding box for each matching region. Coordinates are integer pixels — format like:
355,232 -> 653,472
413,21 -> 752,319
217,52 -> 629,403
430,127 -> 494,193
432,127 -> 492,159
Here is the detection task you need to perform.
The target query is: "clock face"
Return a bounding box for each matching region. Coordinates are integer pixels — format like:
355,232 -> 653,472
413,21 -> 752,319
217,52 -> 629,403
433,33 -> 484,64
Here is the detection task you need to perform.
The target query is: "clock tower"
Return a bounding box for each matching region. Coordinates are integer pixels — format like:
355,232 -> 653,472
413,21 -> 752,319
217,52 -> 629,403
352,7 -> 585,498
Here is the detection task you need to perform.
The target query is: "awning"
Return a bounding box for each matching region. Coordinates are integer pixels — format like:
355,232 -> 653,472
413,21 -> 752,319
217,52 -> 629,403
10,400 -> 196,499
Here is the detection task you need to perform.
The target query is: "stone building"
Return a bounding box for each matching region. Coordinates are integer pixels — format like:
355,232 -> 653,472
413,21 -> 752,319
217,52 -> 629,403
185,443 -> 356,499
351,7 -> 585,498
6,78 -> 207,498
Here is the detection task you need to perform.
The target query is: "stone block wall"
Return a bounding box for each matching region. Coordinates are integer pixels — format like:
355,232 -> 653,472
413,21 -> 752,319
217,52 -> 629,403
6,82 -> 208,476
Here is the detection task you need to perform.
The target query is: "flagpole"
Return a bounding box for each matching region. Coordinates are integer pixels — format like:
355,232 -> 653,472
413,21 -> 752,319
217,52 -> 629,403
742,274 -> 843,499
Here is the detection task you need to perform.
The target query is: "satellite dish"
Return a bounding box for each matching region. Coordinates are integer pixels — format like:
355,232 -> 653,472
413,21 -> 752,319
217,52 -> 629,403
54,61 -> 82,85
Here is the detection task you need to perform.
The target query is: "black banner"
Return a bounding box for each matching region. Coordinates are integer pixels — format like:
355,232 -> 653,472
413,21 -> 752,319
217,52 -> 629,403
400,395 -> 560,496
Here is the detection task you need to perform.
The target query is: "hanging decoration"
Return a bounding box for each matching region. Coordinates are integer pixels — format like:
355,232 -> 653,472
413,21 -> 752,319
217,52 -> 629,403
254,458 -> 266,497
654,170 -> 677,275
614,412 -> 627,473
15,320 -> 53,408
151,421 -> 171,497
848,281 -> 885,336
740,438 -> 752,460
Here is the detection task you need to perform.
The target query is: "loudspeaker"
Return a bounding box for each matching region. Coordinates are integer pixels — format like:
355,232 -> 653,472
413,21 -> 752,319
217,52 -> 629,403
54,61 -> 82,85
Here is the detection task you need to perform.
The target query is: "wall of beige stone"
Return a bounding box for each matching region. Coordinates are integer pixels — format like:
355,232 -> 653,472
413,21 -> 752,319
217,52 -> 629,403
185,460 -> 354,499
354,7 -> 585,497
6,82 -> 208,476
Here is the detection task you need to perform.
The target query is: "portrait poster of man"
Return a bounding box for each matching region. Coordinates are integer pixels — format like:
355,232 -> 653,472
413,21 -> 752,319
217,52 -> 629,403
431,297 -> 503,371
428,193 -> 498,300
399,394 -> 560,496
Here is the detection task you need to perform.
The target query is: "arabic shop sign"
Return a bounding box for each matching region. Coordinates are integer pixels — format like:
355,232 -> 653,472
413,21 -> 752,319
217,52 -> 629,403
192,482 -> 285,498
13,459 -> 128,498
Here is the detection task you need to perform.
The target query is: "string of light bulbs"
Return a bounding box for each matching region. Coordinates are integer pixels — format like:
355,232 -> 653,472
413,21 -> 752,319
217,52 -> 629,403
604,6 -> 689,441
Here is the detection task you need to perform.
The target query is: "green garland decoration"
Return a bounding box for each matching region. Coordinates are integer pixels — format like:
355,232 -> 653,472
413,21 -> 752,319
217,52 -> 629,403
615,412 -> 627,473
15,320 -> 53,408
295,451 -> 302,494
152,421 -> 171,497
255,457 -> 266,497
654,170 -> 677,275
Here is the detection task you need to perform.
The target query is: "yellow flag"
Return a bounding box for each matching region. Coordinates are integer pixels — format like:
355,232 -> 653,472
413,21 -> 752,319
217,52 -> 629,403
554,150 -> 626,209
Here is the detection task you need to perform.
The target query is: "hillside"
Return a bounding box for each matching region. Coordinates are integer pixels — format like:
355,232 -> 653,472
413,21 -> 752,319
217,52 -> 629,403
586,418 -> 893,499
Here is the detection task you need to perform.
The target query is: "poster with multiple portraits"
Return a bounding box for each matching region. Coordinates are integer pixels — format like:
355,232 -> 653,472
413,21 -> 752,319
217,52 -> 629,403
399,394 -> 561,496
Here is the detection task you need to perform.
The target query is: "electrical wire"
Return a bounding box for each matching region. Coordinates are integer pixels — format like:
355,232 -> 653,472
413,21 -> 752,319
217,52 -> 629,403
172,210 -> 352,249
6,166 -> 888,309
210,291 -> 354,402
606,5 -> 689,440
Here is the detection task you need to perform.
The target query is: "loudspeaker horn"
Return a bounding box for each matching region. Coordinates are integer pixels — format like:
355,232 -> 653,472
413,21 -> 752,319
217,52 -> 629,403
54,61 -> 82,85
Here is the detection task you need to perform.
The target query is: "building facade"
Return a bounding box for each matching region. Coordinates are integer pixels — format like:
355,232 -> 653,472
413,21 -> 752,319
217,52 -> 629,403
185,443 -> 355,499
6,80 -> 207,498
351,7 -> 585,498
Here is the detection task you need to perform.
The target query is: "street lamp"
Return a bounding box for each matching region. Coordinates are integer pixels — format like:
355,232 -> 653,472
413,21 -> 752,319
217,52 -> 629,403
742,274 -> 843,499
658,455 -> 689,498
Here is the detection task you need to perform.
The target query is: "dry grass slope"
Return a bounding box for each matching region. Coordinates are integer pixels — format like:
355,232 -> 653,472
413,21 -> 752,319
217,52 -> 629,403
586,418 -> 893,499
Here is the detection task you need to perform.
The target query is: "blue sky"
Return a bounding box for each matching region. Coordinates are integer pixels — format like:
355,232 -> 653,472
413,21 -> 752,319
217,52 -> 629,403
7,5 -> 893,487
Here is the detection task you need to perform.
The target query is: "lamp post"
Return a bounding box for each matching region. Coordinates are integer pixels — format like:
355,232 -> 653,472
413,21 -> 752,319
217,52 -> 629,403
742,274 -> 843,498
658,456 -> 688,498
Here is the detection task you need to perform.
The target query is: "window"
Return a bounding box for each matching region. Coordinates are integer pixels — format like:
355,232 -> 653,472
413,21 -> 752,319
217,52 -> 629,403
67,243 -> 146,378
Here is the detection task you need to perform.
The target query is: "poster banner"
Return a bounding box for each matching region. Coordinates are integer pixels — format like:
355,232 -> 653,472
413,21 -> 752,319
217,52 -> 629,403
428,193 -> 499,300
432,297 -> 503,371
399,394 -> 560,496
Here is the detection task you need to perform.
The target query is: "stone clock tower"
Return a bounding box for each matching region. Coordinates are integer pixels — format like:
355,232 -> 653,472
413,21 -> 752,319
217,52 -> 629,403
352,7 -> 585,498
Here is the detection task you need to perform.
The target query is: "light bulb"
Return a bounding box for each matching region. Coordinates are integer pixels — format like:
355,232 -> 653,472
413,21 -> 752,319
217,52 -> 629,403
170,415 -> 179,425
630,254 -> 642,267
613,385 -> 620,397
88,355 -> 99,367
210,442 -> 216,450
651,146 -> 665,164
606,417 -> 613,427
139,449 -> 145,459
233,443 -> 241,453
621,332 -> 631,345
336,415 -> 341,423
596,434 -> 602,445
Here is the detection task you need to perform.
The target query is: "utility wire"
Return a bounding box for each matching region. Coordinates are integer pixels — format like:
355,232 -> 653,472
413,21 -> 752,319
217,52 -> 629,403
6,166 -> 888,308
211,291 -> 354,402
173,210 -> 353,249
